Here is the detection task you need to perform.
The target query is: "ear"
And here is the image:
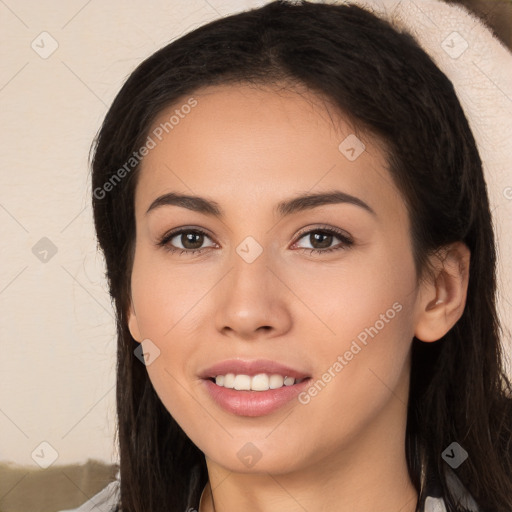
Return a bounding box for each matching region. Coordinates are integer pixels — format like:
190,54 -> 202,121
414,241 -> 470,342
127,296 -> 143,343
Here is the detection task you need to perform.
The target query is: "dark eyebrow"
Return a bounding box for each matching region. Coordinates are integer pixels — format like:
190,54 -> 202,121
146,193 -> 222,217
276,190 -> 376,217
145,190 -> 376,218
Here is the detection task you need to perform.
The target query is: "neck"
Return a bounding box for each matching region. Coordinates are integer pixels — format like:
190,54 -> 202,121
198,391 -> 418,512
200,456 -> 417,512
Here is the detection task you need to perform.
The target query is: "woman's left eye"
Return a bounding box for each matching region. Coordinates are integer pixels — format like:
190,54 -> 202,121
157,226 -> 353,256
292,227 -> 354,255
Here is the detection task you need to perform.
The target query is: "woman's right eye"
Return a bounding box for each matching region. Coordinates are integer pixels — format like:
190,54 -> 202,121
157,228 -> 216,255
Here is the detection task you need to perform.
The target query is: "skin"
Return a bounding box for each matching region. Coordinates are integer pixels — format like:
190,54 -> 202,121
127,83 -> 470,512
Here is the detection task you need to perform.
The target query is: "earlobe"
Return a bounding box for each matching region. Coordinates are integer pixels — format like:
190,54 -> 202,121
127,298 -> 143,343
414,242 -> 470,343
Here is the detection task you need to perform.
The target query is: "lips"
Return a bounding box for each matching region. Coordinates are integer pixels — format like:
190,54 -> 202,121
199,358 -> 311,380
202,377 -> 311,416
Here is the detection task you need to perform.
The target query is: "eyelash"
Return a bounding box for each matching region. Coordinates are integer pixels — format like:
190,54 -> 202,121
156,225 -> 354,257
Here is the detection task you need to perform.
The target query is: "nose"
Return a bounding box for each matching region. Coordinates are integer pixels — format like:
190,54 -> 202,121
213,246 -> 293,341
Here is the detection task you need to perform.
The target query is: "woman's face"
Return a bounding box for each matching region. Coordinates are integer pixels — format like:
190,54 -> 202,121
128,83 -> 424,475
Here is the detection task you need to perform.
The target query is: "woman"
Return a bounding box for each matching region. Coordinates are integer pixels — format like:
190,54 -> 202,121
81,1 -> 512,510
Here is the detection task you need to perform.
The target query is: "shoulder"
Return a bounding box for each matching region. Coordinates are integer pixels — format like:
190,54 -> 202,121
422,464 -> 482,512
444,466 -> 481,511
57,471 -> 120,512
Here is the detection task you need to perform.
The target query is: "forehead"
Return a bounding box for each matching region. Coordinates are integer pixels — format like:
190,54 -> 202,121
135,83 -> 404,221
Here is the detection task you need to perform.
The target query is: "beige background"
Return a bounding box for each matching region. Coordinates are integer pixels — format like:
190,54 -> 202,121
0,0 -> 511,471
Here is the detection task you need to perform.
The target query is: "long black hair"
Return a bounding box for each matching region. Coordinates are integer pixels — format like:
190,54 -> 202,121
90,1 -> 512,510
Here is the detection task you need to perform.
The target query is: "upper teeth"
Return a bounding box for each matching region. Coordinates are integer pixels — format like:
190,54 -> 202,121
214,373 -> 305,391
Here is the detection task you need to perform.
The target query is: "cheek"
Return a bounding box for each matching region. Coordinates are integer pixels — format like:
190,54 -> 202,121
288,242 -> 417,416
129,249 -> 204,400
130,245 -> 207,339
286,236 -> 417,347
287,282 -> 416,466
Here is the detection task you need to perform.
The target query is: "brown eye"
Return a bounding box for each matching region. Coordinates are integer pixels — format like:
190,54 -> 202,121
308,232 -> 334,249
177,231 -> 205,250
157,228 -> 216,254
294,227 -> 353,255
